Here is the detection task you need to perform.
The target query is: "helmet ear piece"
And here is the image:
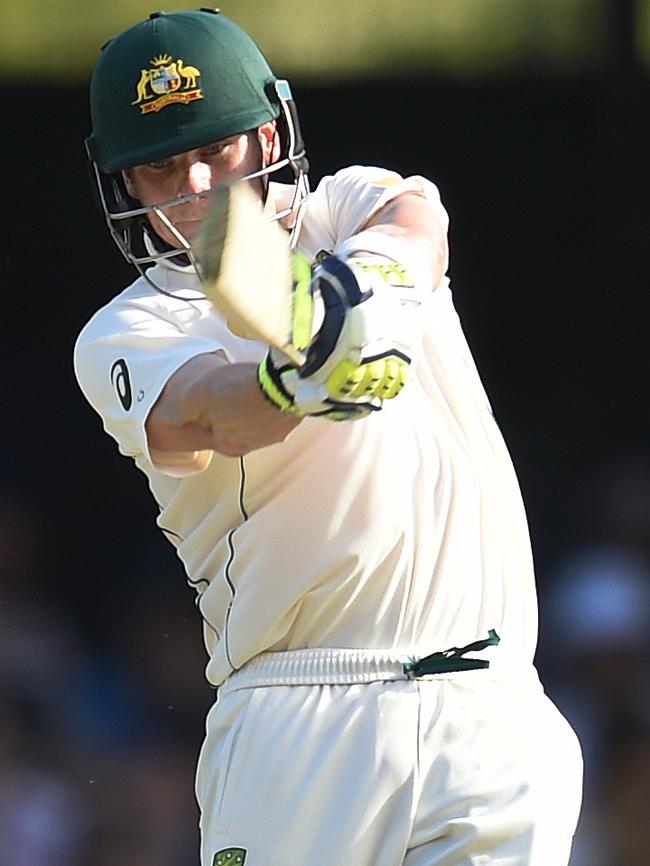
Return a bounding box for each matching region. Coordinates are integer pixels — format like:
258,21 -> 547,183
266,79 -> 310,181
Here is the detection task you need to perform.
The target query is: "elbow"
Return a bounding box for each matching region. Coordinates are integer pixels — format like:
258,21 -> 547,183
145,401 -> 213,455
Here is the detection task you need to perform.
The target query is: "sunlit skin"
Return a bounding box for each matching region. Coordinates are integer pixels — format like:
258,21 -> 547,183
122,121 -> 280,247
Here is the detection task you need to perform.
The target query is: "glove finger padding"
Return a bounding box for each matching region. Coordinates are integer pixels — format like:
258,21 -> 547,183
326,355 -> 409,401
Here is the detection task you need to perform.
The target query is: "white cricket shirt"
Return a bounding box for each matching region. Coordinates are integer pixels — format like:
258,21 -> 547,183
74,166 -> 538,687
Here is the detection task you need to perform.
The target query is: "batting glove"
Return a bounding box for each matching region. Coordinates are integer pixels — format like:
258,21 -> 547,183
258,251 -> 423,420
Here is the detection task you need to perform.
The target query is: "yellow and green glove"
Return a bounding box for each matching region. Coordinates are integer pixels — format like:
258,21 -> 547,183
258,250 -> 422,421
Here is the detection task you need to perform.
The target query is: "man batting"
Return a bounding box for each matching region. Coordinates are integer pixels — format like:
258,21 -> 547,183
75,9 -> 583,866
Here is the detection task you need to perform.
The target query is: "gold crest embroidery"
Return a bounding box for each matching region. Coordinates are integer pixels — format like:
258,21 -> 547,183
132,54 -> 203,114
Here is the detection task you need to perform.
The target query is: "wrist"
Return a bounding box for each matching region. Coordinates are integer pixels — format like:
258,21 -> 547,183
257,356 -> 304,417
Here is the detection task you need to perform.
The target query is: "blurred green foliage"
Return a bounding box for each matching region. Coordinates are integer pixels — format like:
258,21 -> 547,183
640,0 -> 650,66
0,0 -> 632,83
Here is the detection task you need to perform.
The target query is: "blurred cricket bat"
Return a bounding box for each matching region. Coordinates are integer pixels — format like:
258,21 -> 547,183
192,181 -> 306,366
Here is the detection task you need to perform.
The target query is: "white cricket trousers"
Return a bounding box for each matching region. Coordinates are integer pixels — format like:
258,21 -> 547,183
196,649 -> 583,866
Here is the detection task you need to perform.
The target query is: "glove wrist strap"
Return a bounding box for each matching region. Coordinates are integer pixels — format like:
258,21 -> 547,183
258,357 -> 304,416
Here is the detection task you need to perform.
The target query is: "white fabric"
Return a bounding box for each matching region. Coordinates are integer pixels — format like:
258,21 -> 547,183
74,165 -> 539,688
336,229 -> 435,300
196,671 -> 583,866
75,164 -> 582,866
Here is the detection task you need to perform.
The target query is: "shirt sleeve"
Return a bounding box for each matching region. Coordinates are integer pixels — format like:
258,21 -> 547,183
73,297 -> 222,475
299,166 -> 450,272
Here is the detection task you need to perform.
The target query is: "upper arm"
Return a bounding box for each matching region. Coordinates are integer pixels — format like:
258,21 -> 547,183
310,167 -> 450,287
75,301 -> 302,468
74,301 -> 227,475
361,191 -> 449,288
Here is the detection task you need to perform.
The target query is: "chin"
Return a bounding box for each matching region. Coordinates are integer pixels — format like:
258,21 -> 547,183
158,224 -> 200,248
179,221 -> 204,240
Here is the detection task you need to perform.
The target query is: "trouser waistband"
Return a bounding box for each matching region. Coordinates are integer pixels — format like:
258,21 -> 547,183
219,631 -> 522,695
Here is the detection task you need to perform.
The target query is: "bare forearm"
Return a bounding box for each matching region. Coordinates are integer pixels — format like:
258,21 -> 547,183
200,362 -> 302,456
146,355 -> 301,459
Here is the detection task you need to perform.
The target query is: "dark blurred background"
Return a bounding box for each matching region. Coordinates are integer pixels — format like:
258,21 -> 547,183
1,1 -> 649,864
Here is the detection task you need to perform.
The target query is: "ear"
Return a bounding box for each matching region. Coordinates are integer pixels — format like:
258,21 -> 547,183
257,121 -> 280,166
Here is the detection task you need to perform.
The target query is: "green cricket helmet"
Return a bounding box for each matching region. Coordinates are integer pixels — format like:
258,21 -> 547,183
86,8 -> 309,287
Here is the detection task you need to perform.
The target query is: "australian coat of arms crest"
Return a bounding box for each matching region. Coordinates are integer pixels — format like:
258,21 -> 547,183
132,54 -> 203,114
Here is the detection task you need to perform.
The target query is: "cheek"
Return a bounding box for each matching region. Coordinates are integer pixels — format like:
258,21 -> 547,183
138,181 -> 167,207
235,135 -> 262,176
123,172 -> 138,199
126,172 -> 174,207
125,174 -> 151,205
147,210 -> 171,239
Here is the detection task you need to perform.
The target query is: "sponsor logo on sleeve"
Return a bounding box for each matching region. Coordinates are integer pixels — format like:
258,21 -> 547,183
110,359 -> 133,411
374,173 -> 402,186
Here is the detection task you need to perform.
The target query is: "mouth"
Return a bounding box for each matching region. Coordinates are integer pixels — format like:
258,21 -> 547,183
173,219 -> 203,238
156,215 -> 204,236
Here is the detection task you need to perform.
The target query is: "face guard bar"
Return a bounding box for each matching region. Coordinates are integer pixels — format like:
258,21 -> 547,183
87,80 -> 310,294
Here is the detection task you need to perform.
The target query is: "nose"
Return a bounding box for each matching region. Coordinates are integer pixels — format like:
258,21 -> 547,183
183,160 -> 212,195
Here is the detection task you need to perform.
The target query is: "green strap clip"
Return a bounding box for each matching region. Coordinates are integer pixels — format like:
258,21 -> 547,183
403,629 -> 501,678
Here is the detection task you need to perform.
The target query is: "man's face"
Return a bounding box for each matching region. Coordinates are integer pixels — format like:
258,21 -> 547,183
123,122 -> 278,247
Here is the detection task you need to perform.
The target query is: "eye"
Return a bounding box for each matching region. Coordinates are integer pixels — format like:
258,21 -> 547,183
202,137 -> 238,158
146,157 -> 174,171
204,142 -> 226,156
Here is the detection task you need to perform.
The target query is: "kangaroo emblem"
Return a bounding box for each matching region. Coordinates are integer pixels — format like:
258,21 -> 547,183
131,69 -> 151,105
